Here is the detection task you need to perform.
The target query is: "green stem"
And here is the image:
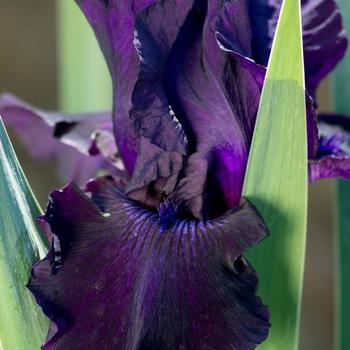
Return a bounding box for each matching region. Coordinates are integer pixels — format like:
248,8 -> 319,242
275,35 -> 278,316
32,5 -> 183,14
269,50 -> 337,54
331,1 -> 350,349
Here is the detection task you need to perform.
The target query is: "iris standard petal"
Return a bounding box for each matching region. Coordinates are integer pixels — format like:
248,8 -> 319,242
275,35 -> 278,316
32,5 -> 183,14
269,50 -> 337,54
0,93 -> 120,184
125,1 -> 192,200
75,0 -> 157,174
215,0 -> 253,58
101,0 -> 264,217
131,0 -> 319,214
162,0 -> 262,216
131,0 -> 190,154
28,178 -> 270,350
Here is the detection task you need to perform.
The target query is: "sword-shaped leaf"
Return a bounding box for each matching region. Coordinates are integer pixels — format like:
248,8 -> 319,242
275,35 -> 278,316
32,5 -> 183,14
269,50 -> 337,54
243,1 -> 307,349
0,118 -> 49,349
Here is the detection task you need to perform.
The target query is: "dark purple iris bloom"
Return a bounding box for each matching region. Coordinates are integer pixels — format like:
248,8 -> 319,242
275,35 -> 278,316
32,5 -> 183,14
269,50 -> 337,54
0,0 -> 349,349
1,0 -> 349,190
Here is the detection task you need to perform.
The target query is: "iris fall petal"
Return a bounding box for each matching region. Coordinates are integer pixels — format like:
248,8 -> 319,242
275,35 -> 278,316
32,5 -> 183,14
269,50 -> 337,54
29,178 -> 269,350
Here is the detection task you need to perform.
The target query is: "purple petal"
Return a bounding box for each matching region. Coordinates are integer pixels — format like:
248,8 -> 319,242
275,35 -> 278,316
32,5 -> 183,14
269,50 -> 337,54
0,93 -> 122,184
129,0 -> 320,214
302,0 -> 348,96
131,1 -> 190,154
126,137 -> 183,207
126,0 -> 323,209
214,0 -> 253,58
309,113 -> 350,181
28,178 -> 270,350
246,0 -> 348,95
123,1 -> 192,201
309,156 -> 350,181
94,1 -> 263,216
75,0 -> 158,174
162,1 -> 263,215
306,93 -> 319,159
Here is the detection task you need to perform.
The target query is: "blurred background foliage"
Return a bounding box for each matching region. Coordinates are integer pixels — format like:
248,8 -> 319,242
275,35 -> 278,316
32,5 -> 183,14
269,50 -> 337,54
0,1 -> 336,349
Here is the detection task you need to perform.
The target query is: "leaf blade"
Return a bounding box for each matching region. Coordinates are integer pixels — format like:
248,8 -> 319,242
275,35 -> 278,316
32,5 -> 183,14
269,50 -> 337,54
0,118 -> 49,349
243,1 -> 307,349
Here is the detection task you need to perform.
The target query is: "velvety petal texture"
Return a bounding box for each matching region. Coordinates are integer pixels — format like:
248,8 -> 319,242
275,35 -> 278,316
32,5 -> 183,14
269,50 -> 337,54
29,178 -> 269,350
130,0 -> 265,217
309,114 -> 350,181
0,93 -> 121,184
125,1 -> 192,199
131,0 -> 190,154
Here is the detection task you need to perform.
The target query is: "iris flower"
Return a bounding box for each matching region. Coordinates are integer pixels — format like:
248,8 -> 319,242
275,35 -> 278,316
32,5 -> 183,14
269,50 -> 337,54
0,0 -> 348,349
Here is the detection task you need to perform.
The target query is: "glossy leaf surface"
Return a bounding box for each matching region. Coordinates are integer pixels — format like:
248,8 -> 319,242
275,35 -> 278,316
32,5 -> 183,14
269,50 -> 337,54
243,1 -> 307,349
0,119 -> 49,349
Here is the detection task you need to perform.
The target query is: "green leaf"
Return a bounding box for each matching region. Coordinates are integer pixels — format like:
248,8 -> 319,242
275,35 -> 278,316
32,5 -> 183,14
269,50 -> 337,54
0,118 -> 49,349
331,1 -> 350,349
242,1 -> 307,349
57,0 -> 112,112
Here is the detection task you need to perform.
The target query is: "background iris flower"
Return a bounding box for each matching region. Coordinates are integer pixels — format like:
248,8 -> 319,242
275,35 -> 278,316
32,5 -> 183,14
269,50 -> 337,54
0,0 -> 349,349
